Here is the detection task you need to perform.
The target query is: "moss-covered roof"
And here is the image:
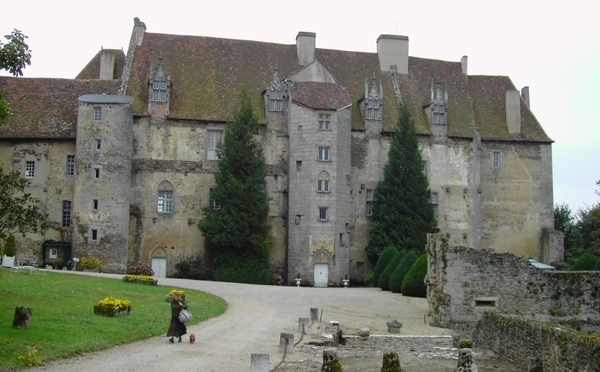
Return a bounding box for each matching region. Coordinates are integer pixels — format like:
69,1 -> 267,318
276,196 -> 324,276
125,32 -> 552,143
290,82 -> 351,110
75,49 -> 126,80
0,77 -> 120,139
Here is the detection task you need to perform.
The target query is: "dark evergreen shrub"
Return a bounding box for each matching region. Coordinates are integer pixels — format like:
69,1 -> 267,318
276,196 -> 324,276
379,250 -> 407,291
173,253 -> 212,280
211,251 -> 270,284
594,259 -> 600,271
4,234 -> 16,256
372,246 -> 398,287
571,252 -> 598,271
401,254 -> 428,297
390,251 -> 418,293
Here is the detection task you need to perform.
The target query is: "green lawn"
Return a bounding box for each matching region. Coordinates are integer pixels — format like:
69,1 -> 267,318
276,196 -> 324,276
0,269 -> 227,369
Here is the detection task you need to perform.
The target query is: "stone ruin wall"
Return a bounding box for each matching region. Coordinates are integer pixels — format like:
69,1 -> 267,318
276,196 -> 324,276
425,233 -> 600,334
472,312 -> 600,371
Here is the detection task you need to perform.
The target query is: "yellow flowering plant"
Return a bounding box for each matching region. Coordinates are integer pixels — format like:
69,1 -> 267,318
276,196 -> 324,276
124,274 -> 154,281
97,295 -> 131,309
168,289 -> 184,297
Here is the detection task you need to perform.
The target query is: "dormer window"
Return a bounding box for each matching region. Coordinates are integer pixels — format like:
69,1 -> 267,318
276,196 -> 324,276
267,70 -> 286,112
430,83 -> 448,125
149,59 -> 171,104
268,89 -> 283,111
365,79 -> 381,120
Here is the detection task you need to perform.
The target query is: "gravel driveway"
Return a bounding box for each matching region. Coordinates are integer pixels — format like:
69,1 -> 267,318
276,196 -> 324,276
30,273 -> 515,372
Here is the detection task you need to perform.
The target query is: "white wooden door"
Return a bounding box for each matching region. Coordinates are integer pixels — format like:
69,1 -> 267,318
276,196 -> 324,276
314,263 -> 329,287
152,258 -> 167,278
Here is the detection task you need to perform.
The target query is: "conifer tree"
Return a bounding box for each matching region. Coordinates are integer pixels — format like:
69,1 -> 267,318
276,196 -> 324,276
365,104 -> 436,262
198,90 -> 271,283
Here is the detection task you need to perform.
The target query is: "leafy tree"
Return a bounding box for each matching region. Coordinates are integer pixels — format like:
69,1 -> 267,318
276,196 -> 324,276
1,29 -> 32,123
365,104 -> 436,263
378,249 -> 407,291
554,203 -> 583,264
390,250 -> 418,293
571,252 -> 598,271
372,246 -> 397,287
198,90 -> 271,283
401,254 -> 428,297
0,168 -> 47,243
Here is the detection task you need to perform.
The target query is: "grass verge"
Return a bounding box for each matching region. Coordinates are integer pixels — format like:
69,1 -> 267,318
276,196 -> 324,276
0,269 -> 227,369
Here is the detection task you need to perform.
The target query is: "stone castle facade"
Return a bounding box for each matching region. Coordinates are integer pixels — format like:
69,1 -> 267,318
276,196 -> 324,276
0,18 -> 561,285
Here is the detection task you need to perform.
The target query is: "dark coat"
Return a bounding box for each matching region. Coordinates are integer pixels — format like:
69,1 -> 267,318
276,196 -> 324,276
167,297 -> 188,337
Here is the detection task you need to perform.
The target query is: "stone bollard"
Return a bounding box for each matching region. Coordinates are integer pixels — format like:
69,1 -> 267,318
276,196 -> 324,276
358,327 -> 370,340
279,333 -> 294,354
250,353 -> 269,372
310,307 -> 319,323
13,306 -> 33,327
321,349 -> 342,372
381,351 -> 402,372
456,348 -> 478,372
298,317 -> 309,333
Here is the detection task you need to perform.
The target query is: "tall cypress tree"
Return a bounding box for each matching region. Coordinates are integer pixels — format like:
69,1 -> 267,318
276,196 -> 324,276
365,104 -> 436,263
199,90 -> 271,282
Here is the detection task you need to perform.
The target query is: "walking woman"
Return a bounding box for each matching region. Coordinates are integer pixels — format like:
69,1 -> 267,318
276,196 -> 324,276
167,291 -> 188,343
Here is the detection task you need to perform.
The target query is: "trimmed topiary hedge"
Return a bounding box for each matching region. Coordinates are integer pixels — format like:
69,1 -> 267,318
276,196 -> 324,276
4,234 -> 16,256
401,254 -> 428,297
379,250 -> 407,291
373,246 -> 398,287
571,252 -> 598,271
390,251 -> 417,293
211,251 -> 270,284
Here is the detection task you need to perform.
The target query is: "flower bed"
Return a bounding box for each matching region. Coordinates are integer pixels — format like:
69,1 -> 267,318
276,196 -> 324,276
94,296 -> 131,317
122,274 -> 158,286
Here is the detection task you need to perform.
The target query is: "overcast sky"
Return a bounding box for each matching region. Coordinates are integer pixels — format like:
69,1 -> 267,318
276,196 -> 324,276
1,0 -> 598,212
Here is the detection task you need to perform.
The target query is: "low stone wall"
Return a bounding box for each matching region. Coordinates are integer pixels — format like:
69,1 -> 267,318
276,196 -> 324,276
473,312 -> 600,371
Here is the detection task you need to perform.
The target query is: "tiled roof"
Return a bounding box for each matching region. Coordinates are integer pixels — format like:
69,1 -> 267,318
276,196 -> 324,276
76,49 -> 126,80
290,82 -> 351,110
0,77 -> 120,139
124,32 -> 551,143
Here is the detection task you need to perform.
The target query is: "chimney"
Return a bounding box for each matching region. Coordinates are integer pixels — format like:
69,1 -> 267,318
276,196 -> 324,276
521,86 -> 530,108
376,35 -> 409,74
506,90 -> 521,134
99,49 -> 116,80
461,55 -> 468,75
296,32 -> 316,66
133,17 -> 146,46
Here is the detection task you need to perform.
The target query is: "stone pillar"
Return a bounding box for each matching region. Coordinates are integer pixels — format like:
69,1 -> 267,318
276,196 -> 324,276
279,333 -> 294,354
310,307 -> 319,323
298,317 -> 309,333
250,353 -> 269,372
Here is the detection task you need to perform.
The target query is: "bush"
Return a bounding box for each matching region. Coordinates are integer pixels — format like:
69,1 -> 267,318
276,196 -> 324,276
173,253 -> 212,280
379,250 -> 407,291
211,251 -> 270,284
373,246 -> 398,287
81,256 -> 100,269
390,251 -> 418,293
571,252 -> 598,271
127,263 -> 154,277
363,269 -> 374,285
594,260 -> 600,271
401,254 -> 428,297
4,234 -> 16,256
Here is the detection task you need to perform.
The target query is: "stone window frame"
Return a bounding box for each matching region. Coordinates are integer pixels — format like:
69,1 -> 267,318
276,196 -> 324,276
93,166 -> 101,180
206,130 -> 223,161
365,96 -> 380,120
318,146 -> 330,162
421,160 -> 428,178
93,107 -> 102,122
431,192 -> 439,219
366,189 -> 374,216
62,200 -> 72,227
95,138 -> 102,151
93,199 -> 99,212
339,233 -> 345,246
24,160 -> 35,178
66,154 -> 75,176
318,113 -> 331,130
157,180 -> 175,213
492,151 -> 501,168
91,229 -> 99,242
268,89 -> 283,112
318,206 -> 329,222
317,171 -> 331,193
431,102 -> 446,125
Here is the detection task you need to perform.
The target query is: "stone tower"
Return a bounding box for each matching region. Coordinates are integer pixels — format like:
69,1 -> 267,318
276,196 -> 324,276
72,95 -> 134,273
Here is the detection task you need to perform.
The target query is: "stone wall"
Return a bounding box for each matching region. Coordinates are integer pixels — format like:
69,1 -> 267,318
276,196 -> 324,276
426,234 -> 600,334
473,312 -> 600,371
